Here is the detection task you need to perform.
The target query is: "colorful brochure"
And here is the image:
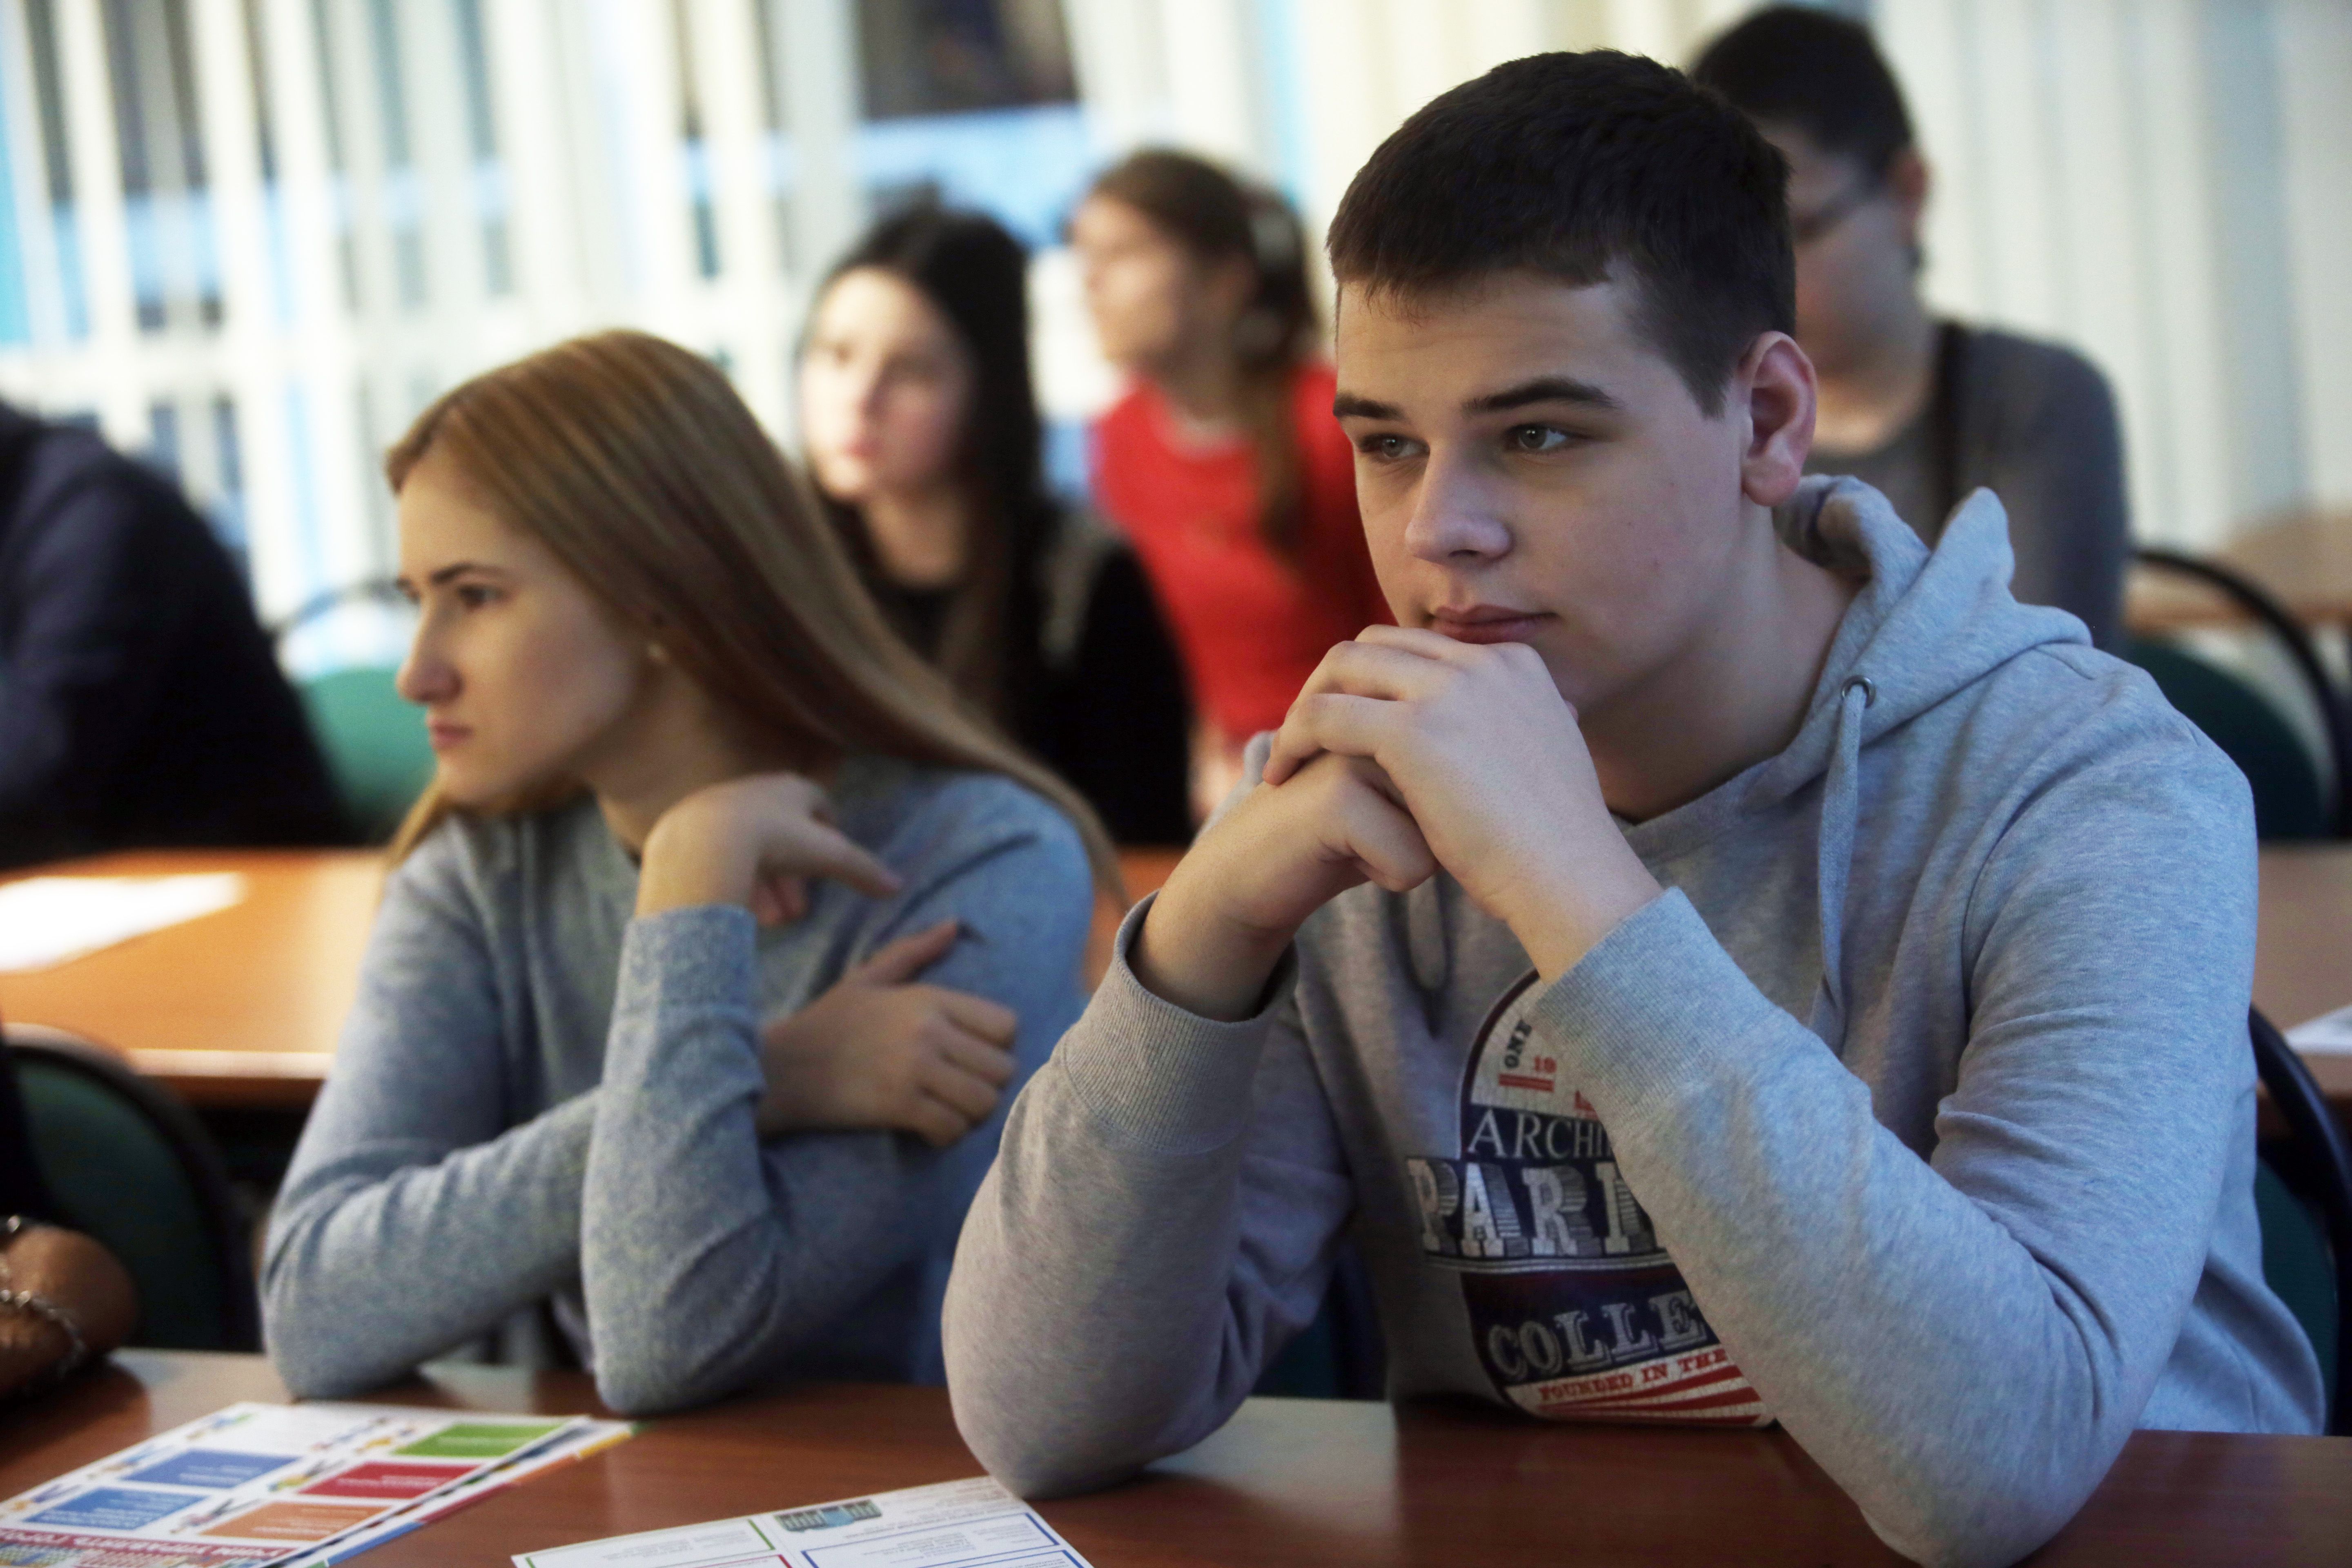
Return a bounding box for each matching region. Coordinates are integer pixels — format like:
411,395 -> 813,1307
512,1475 -> 1094,1568
0,1400 -> 632,1566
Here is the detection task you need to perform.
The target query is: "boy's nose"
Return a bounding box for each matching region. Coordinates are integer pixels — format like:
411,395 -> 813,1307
1404,462 -> 1513,563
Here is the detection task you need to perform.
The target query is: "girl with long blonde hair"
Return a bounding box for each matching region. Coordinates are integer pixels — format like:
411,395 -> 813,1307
263,330 -> 1111,1413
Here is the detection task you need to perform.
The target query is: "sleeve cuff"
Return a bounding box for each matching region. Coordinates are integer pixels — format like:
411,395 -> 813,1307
1051,893 -> 1297,1157
1529,888 -> 1801,1129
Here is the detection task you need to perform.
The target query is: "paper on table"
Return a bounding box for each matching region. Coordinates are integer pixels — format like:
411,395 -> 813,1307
514,1475 -> 1094,1568
0,873 -> 246,971
0,1401 -> 630,1567
284,1419 -> 636,1567
2287,1003 -> 2352,1055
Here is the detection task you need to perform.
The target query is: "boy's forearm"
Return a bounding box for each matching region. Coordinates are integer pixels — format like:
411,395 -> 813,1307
948,903 -> 1321,1492
1535,891 -> 2216,1565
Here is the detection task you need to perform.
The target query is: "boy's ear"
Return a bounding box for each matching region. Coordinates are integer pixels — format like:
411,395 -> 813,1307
1889,146 -> 1931,251
1735,331 -> 1816,508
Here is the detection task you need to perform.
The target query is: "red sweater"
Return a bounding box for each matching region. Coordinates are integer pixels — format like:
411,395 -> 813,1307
1092,364 -> 1390,741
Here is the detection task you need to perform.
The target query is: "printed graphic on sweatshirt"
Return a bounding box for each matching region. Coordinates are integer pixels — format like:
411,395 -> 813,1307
1405,972 -> 1771,1426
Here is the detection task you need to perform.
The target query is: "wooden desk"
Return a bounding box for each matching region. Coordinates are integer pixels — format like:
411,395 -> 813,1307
2127,510 -> 2352,632
0,842 -> 2339,1120
2257,842 -> 2352,1114
0,849 -> 383,1108
4,1352 -> 2347,1566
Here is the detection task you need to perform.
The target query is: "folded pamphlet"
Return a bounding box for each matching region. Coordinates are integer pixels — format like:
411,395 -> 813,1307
0,1401 -> 632,1566
2286,1002 -> 2352,1056
513,1475 -> 1093,1568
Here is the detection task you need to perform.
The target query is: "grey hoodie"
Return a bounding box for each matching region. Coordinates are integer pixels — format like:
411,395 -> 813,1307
943,477 -> 2323,1568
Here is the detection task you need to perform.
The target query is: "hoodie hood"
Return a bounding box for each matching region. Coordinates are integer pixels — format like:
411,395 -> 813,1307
1747,475 -> 2090,807
1628,474 -> 2093,1048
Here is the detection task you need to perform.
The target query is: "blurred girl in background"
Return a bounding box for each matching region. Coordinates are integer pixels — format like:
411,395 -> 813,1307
800,206 -> 1192,846
265,331 -> 1107,1414
1072,151 -> 1389,818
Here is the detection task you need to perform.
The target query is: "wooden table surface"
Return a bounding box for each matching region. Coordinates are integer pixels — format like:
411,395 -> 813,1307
1,842 -> 2343,1119
2254,842 -> 2352,1109
5,1352 -> 2348,1566
0,849 -> 384,1107
2127,510 -> 2352,631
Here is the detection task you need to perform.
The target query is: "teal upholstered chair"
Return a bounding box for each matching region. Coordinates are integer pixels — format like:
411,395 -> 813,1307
7,1027 -> 260,1351
298,665 -> 434,843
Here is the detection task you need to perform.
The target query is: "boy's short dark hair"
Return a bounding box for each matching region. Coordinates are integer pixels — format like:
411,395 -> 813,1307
1326,51 -> 1792,418
1691,7 -> 1915,183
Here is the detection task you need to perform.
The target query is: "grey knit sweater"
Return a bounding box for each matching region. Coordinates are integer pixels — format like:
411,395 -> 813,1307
265,757 -> 1090,1414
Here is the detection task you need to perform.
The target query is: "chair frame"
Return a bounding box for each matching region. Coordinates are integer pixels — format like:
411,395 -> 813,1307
267,577 -> 410,648
2251,1008 -> 2352,1434
5,1025 -> 262,1352
2136,548 -> 2352,837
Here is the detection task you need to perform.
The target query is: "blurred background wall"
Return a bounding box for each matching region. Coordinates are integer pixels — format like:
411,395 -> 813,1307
0,0 -> 2343,675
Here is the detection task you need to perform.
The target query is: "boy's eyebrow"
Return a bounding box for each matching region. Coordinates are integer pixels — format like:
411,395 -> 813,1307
1467,376 -> 1621,415
1330,376 -> 1624,424
1332,392 -> 1399,421
425,561 -> 503,586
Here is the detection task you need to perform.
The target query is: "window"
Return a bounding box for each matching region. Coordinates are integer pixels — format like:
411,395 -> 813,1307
100,0 -> 222,331
853,0 -> 1087,249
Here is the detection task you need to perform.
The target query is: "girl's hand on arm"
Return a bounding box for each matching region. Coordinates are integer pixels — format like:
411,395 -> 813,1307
755,919 -> 1017,1148
636,772 -> 902,922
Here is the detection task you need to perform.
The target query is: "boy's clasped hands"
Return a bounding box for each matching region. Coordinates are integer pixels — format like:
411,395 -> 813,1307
1137,624 -> 1664,1022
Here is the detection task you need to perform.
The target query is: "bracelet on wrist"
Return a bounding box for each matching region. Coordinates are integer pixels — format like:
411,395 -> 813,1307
1,1286 -> 88,1391
1,1215 -> 92,1394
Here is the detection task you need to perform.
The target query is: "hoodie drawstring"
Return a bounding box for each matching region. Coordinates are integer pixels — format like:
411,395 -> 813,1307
1810,675 -> 1874,1050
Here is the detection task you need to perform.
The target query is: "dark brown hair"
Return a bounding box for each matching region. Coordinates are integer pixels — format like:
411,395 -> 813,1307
1086,149 -> 1318,555
1326,51 -> 1793,417
383,329 -> 1117,893
1692,7 -> 1916,185
808,205 -> 1052,726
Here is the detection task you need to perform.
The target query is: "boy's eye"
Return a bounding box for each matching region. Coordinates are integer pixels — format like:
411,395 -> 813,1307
1509,425 -> 1572,454
1359,434 -> 1420,462
456,584 -> 499,610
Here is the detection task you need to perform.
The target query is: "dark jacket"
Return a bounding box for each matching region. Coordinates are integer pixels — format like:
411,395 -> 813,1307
864,509 -> 1194,847
0,404 -> 348,868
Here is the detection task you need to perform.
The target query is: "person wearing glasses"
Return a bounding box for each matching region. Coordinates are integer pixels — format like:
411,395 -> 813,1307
1695,7 -> 2130,649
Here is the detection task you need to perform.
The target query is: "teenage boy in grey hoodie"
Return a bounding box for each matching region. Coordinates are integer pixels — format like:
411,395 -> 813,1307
943,51 -> 2323,1568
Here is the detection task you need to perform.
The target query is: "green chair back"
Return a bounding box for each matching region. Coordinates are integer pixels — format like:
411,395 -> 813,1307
2256,1157 -> 2339,1409
2123,639 -> 2328,841
10,1033 -> 258,1350
298,665 -> 434,843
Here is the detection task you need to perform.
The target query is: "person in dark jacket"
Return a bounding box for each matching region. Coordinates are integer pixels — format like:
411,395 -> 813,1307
1694,7 -> 2132,649
0,403 -> 349,867
799,207 -> 1194,846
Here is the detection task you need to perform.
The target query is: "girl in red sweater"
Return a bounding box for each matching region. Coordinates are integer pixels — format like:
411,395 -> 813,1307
1072,151 -> 1389,820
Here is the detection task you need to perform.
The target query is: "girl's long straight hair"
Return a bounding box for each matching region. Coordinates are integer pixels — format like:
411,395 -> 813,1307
383,329 -> 1119,893
1086,149 -> 1318,557
808,206 -> 1052,727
